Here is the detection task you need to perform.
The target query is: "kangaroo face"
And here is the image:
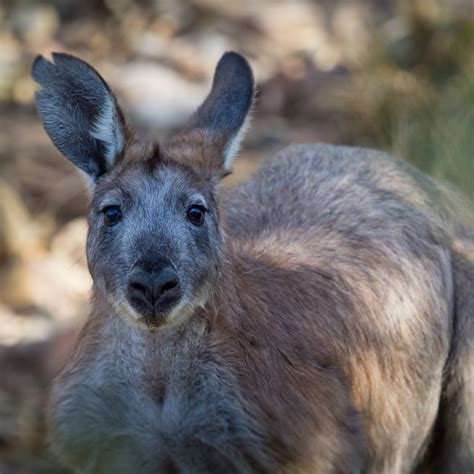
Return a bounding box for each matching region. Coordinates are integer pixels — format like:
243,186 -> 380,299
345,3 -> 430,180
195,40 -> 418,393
86,160 -> 222,328
32,51 -> 254,329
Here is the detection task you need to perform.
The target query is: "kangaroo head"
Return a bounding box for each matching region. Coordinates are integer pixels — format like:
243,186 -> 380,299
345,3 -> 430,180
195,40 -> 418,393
32,52 -> 254,329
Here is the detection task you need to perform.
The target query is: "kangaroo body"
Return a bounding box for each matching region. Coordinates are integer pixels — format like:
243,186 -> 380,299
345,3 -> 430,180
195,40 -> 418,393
32,53 -> 474,473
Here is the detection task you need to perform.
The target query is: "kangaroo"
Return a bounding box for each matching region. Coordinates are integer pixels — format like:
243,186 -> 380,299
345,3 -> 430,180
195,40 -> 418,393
32,52 -> 473,473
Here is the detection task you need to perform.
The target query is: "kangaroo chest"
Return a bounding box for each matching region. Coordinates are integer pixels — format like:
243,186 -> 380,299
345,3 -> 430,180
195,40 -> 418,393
56,323 -> 265,474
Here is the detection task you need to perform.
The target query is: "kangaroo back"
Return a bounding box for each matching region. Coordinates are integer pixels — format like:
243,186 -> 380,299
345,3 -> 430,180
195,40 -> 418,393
421,191 -> 474,472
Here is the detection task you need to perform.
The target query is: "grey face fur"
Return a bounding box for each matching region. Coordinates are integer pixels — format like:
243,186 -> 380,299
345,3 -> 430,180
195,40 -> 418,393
32,51 -> 254,328
87,161 -> 222,328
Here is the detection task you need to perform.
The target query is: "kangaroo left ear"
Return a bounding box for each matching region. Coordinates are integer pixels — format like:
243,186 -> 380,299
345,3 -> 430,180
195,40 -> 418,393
182,52 -> 255,173
32,53 -> 126,181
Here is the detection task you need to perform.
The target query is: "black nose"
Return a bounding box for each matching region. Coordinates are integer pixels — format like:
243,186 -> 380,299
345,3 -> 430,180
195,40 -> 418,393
127,263 -> 180,310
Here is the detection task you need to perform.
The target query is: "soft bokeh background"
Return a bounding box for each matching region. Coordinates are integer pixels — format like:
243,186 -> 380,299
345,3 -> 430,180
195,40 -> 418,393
0,0 -> 473,472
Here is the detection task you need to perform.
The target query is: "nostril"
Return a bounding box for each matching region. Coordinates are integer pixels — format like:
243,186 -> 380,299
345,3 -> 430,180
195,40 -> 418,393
130,281 -> 145,291
128,279 -> 154,305
161,280 -> 178,293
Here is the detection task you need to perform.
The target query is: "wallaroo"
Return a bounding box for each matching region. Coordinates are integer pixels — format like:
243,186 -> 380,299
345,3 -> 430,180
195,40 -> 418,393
32,51 -> 473,474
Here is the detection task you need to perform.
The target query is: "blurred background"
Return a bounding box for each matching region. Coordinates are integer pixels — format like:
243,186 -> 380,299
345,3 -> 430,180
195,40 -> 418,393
0,0 -> 473,472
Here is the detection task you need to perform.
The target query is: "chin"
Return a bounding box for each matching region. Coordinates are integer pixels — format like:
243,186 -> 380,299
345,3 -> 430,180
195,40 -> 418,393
116,304 -> 178,332
139,312 -> 169,330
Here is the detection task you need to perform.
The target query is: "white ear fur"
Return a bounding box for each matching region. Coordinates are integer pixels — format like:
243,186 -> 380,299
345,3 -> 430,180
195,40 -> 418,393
222,113 -> 252,171
90,95 -> 125,166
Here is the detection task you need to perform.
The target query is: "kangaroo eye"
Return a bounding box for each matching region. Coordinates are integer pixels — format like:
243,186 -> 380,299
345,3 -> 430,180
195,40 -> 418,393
187,205 -> 205,226
103,206 -> 122,225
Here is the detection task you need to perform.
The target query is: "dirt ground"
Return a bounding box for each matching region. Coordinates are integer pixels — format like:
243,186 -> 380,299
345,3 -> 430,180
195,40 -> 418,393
0,1 -> 473,472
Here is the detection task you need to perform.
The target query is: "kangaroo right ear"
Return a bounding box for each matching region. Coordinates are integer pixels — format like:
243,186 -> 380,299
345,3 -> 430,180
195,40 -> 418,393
32,53 -> 126,181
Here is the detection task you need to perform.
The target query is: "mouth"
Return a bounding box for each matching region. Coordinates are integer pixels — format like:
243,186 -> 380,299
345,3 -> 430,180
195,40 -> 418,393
118,283 -> 209,330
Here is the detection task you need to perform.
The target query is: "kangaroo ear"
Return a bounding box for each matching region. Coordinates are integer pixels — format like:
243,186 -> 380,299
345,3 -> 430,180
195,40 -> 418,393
32,53 -> 126,181
185,52 -> 255,172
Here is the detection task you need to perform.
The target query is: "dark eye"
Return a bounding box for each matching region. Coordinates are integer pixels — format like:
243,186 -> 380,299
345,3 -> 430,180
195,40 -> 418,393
187,205 -> 205,226
103,205 -> 122,225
